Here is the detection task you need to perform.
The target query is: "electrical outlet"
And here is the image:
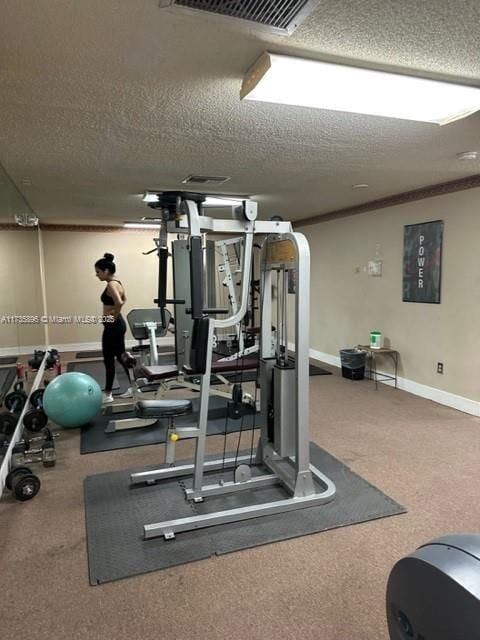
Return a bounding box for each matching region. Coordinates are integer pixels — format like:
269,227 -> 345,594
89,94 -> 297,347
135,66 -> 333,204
437,362 -> 444,374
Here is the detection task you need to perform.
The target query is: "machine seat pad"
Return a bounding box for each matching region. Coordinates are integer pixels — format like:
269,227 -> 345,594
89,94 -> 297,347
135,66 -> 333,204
184,358 -> 258,375
245,326 -> 261,335
135,399 -> 193,419
140,364 -> 179,380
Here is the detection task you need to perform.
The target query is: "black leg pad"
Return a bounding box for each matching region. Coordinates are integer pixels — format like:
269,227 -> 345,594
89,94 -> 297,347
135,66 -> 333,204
134,399 -> 193,419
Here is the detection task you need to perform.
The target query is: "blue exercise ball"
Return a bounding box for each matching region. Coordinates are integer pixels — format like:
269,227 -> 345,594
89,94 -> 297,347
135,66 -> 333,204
43,372 -> 102,428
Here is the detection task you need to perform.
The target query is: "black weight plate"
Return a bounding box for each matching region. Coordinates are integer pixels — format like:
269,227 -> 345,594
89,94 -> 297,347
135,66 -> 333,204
23,409 -> 48,433
5,466 -> 33,490
13,381 -> 24,392
29,389 -> 45,409
5,391 -> 27,413
0,411 -> 17,437
13,473 -> 41,501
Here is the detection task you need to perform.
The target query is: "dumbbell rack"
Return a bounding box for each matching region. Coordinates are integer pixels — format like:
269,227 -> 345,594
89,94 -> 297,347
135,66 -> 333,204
0,353 -> 49,499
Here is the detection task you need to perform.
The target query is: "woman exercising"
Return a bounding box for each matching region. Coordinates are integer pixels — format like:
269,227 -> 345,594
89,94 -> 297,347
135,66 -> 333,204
95,253 -> 132,403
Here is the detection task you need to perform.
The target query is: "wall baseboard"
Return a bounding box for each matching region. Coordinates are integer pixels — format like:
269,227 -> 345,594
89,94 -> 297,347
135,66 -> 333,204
0,337 -> 175,358
290,344 -> 480,418
0,345 -> 42,357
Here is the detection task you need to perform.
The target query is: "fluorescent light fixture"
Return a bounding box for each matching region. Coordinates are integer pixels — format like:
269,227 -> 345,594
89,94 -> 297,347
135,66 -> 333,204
142,191 -> 160,203
241,52 -> 480,125
203,196 -> 245,207
124,222 -> 161,229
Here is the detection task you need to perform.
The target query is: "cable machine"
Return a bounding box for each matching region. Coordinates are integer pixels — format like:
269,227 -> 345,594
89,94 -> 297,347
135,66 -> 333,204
130,191 -> 336,539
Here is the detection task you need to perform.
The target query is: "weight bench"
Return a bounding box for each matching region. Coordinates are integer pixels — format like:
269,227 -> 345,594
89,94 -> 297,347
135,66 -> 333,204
144,358 -> 259,379
135,398 -> 193,466
104,318 -> 259,433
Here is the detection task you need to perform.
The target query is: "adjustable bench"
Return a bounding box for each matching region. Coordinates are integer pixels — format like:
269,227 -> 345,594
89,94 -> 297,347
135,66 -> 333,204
135,398 -> 193,465
141,358 -> 258,380
104,318 -> 259,433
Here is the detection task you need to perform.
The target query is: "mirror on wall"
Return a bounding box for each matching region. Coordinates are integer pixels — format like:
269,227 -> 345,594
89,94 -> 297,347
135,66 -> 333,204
0,162 -> 45,364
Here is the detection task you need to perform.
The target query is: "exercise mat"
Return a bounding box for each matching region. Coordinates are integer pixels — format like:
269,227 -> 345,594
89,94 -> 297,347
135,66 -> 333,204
67,360 -> 129,391
212,361 -> 331,384
0,367 -> 17,404
76,345 -> 174,360
84,443 -> 406,584
80,396 -> 261,454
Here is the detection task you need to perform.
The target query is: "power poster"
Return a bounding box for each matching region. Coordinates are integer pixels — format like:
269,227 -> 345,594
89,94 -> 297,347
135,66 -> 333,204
402,220 -> 443,303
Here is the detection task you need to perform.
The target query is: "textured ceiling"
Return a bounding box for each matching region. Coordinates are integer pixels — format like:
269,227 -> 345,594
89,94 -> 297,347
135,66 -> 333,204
0,0 -> 479,223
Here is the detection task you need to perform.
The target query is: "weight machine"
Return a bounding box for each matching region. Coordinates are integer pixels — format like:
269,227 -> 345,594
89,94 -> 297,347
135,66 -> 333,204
129,191 -> 336,540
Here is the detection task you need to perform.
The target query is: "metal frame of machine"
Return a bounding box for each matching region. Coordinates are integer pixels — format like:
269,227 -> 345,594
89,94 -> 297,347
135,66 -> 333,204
130,192 -> 336,540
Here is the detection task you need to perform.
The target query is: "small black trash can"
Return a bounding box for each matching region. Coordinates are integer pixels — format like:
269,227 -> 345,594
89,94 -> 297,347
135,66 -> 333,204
340,348 -> 366,380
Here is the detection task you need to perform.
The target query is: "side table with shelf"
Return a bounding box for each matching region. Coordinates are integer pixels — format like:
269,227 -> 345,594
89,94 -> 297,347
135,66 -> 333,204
357,346 -> 399,390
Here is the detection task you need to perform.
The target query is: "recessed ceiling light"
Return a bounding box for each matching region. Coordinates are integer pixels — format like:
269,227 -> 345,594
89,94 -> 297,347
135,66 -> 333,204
124,221 -> 161,229
456,151 -> 479,161
352,184 -> 369,189
182,175 -> 230,185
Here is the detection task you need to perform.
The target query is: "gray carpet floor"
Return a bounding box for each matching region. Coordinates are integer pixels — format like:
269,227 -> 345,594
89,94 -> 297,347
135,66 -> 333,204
2,368 -> 480,640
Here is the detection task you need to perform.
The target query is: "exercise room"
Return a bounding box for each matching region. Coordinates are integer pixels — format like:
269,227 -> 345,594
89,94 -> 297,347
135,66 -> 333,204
1,2 -> 479,639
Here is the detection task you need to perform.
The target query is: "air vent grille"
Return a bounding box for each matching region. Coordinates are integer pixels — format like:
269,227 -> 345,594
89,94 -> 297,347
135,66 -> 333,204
160,0 -> 322,35
182,175 -> 231,185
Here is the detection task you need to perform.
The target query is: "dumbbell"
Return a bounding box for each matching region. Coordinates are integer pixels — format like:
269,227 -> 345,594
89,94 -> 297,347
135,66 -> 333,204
23,388 -> 48,433
12,433 -> 56,468
28,349 -> 46,370
120,351 -> 137,368
5,427 -> 58,446
46,349 -> 59,369
5,466 -> 41,501
0,386 -> 28,438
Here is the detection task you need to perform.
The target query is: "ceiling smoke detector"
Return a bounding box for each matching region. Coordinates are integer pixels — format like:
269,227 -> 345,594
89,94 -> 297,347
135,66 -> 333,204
159,0 -> 322,36
182,175 -> 231,185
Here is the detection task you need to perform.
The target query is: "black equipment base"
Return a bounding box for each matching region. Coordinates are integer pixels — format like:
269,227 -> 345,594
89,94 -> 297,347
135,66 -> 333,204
84,443 -> 405,584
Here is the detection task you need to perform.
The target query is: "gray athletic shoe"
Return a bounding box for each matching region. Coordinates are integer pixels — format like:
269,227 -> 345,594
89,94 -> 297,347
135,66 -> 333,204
116,387 -> 133,399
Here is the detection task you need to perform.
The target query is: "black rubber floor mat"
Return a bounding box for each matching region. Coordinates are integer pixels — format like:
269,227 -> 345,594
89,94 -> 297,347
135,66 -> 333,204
84,443 -> 406,584
67,360 -> 129,391
80,396 -> 261,454
76,345 -> 174,359
307,363 -> 332,375
76,350 -> 104,358
211,362 -> 331,384
0,367 -> 17,403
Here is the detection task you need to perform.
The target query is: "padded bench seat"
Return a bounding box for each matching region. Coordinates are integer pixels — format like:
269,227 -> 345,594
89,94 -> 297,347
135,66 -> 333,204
135,399 -> 193,419
184,358 -> 259,375
139,364 -> 179,380
140,358 -> 258,381
245,326 -> 261,335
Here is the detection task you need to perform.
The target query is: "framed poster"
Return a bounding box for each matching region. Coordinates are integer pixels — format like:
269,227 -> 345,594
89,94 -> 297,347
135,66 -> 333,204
403,220 -> 443,303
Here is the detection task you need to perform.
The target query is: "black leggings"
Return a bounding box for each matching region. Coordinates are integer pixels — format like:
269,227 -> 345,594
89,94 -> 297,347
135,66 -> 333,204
102,315 -> 132,392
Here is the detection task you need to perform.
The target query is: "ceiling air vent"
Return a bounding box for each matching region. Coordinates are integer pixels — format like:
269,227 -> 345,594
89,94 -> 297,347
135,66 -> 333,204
182,175 -> 231,185
159,0 -> 322,35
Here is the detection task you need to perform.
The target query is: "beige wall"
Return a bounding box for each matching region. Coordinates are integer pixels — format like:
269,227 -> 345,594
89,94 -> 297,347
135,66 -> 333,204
298,187 -> 480,401
0,229 -> 45,350
41,229 -> 171,345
